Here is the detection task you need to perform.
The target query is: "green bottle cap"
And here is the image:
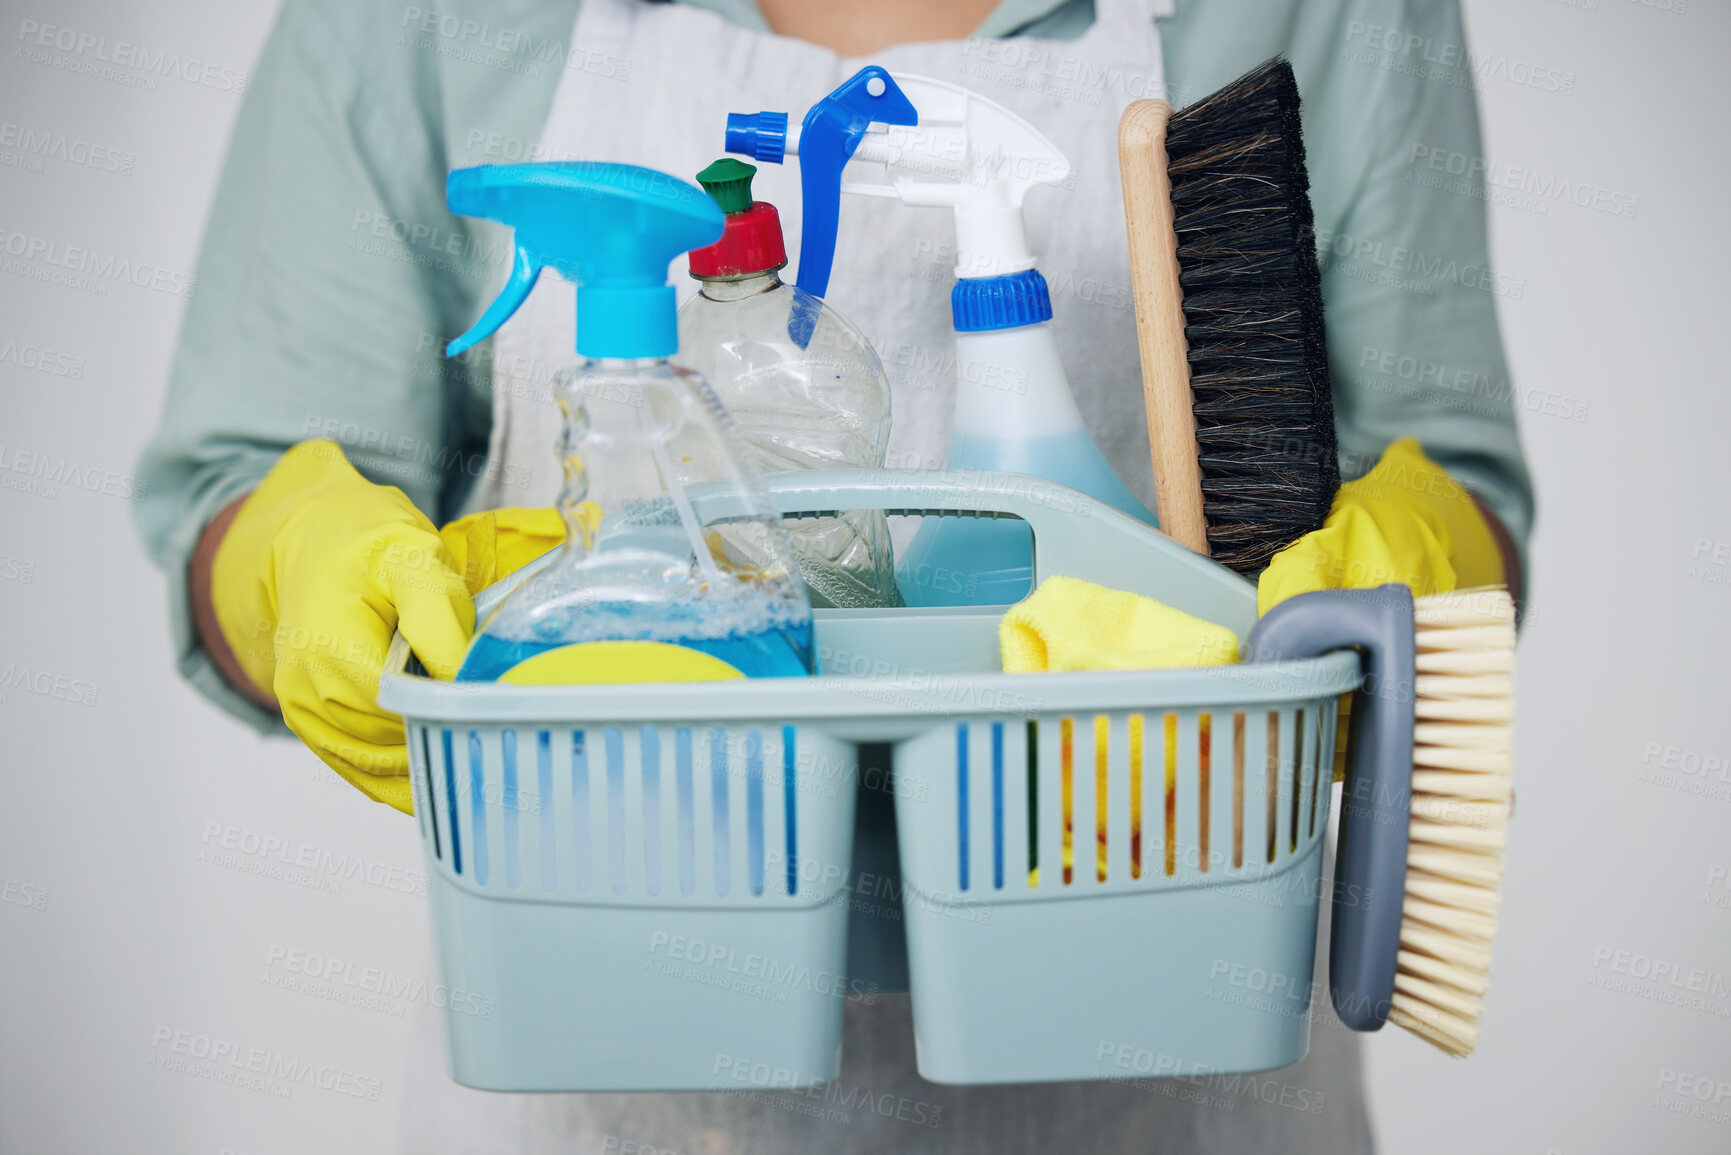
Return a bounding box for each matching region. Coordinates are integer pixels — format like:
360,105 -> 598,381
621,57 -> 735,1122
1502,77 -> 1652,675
696,158 -> 757,215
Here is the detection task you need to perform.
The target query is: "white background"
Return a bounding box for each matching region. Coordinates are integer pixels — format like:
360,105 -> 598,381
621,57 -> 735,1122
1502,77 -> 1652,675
2,1 -> 1729,1152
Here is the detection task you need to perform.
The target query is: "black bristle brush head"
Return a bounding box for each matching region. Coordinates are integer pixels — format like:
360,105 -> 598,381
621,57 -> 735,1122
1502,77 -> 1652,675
1165,59 -> 1337,574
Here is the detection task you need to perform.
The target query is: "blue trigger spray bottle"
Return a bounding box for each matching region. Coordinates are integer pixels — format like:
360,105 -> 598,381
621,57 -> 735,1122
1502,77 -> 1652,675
443,162 -> 815,684
728,71 -> 1157,606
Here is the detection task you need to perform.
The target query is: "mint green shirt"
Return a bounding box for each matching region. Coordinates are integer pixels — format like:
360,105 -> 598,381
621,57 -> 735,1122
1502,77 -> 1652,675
137,0 -> 1534,731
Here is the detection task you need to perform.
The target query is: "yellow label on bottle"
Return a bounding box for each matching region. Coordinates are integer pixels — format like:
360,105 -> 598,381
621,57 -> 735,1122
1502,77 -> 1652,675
497,640 -> 746,685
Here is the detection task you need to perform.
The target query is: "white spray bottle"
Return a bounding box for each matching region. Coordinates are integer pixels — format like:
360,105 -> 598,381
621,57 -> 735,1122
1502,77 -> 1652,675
727,70 -> 1155,606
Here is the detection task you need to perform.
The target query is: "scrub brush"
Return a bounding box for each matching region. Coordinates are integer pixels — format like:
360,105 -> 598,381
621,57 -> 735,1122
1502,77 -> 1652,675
1118,59 -> 1336,574
1249,583 -> 1516,1057
1389,585 -> 1516,1056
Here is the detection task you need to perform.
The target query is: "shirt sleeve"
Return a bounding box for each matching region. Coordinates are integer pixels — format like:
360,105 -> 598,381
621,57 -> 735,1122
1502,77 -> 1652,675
1300,0 -> 1537,583
132,0 -> 503,732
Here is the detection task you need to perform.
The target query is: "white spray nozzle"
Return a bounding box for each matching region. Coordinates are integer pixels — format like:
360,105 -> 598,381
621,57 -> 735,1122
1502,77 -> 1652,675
806,74 -> 1071,280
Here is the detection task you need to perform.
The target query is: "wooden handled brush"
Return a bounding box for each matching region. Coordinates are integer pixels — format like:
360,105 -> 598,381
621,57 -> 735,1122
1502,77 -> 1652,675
1118,60 -> 1337,573
1127,62 -> 1518,1056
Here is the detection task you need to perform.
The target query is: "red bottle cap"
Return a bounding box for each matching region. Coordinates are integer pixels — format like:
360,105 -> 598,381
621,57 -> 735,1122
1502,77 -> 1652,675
688,202 -> 787,277
688,158 -> 788,278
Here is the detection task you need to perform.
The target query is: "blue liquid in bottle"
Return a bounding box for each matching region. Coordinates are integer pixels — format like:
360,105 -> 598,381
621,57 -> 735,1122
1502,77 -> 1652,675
457,603 -> 814,682
897,428 -> 1156,607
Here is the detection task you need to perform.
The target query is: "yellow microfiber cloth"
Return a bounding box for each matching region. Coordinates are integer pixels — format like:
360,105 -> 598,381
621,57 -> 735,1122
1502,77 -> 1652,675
999,576 -> 1238,885
999,575 -> 1240,673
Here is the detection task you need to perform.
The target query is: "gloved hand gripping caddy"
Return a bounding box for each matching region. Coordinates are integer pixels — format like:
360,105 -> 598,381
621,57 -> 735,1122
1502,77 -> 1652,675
380,466 -> 1439,1091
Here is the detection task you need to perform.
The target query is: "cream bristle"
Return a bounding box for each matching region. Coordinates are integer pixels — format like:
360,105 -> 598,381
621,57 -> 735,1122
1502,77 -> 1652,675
1415,624 -> 1512,651
1413,748 -> 1511,774
1394,971 -> 1483,1019
1415,649 -> 1513,675
1404,897 -> 1498,941
1397,948 -> 1490,996
1413,721 -> 1510,749
1391,587 -> 1515,1057
1399,923 -> 1494,971
1414,683 -> 1514,717
1415,731 -> 1510,755
1389,1001 -> 1479,1057
1411,796 -> 1508,829
1406,872 -> 1501,916
1412,587 -> 1513,626
1407,844 -> 1502,887
1410,768 -> 1512,800
1409,818 -> 1506,852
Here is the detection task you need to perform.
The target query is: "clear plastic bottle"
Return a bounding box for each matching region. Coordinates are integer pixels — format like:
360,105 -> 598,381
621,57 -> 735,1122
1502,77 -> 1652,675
676,159 -> 900,609
437,161 -> 814,684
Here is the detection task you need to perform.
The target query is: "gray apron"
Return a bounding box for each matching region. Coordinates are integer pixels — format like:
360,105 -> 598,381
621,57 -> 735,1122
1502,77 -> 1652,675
411,0 -> 1374,1149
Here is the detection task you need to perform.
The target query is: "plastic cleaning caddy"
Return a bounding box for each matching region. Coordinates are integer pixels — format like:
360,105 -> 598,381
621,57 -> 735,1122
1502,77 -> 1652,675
380,471 -> 1429,1091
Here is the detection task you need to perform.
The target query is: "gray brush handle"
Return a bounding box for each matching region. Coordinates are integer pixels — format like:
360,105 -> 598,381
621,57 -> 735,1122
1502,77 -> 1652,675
1247,584 -> 1416,1031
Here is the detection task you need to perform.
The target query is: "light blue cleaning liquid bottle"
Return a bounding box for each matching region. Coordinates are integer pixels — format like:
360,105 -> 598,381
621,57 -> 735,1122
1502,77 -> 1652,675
727,70 -> 1155,607
908,280 -> 1154,606
441,162 -> 814,684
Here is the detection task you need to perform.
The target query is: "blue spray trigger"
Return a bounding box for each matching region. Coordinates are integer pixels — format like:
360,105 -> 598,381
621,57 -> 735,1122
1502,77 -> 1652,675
726,67 -> 917,301
448,245 -> 543,357
443,162 -> 722,360
793,67 -> 917,299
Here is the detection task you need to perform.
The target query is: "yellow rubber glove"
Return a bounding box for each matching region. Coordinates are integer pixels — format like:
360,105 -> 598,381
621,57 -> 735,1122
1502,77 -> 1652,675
438,506 -> 569,597
1257,438 -> 1505,781
1257,438 -> 1504,615
212,440 -> 473,811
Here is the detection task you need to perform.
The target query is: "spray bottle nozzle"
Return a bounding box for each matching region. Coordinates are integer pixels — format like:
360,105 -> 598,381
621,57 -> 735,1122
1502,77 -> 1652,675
725,112 -> 790,165
725,66 -> 917,299
444,162 -> 723,360
728,71 -> 1071,301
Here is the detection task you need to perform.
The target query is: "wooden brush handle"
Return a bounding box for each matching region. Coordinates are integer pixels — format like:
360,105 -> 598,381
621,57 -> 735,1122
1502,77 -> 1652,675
1118,99 -> 1209,557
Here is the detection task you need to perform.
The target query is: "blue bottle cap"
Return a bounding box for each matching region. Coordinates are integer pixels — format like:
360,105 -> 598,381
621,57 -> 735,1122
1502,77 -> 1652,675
951,269 -> 1054,333
444,162 -> 724,360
